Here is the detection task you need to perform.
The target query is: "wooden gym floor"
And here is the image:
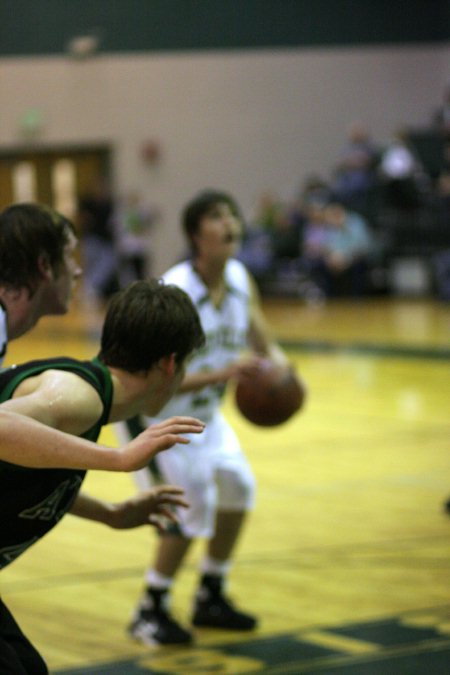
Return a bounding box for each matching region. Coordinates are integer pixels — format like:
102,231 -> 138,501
1,295 -> 449,674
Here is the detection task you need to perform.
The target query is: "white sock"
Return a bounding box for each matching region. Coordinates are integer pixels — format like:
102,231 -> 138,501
146,568 -> 174,590
200,556 -> 232,577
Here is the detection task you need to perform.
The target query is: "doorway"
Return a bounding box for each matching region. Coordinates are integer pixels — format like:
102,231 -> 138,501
0,144 -> 112,219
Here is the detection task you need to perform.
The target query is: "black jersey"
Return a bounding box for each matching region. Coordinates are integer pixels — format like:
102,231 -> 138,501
0,357 -> 113,569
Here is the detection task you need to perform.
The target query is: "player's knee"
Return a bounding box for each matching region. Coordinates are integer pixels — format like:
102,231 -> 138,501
194,485 -> 216,515
176,483 -> 217,538
217,468 -> 256,510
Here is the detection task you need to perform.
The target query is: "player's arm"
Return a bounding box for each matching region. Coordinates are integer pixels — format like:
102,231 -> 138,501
177,367 -> 236,392
0,409 -> 117,469
0,410 -> 204,470
246,272 -> 289,367
69,485 -> 189,531
0,370 -> 205,470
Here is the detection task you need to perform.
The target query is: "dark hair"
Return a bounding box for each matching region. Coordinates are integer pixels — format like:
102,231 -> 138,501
98,279 -> 205,372
182,189 -> 241,254
0,203 -> 76,294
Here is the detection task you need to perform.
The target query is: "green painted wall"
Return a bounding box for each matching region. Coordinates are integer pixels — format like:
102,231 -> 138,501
0,0 -> 448,57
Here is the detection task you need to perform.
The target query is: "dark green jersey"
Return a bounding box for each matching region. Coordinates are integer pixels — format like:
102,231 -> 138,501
0,357 -> 112,570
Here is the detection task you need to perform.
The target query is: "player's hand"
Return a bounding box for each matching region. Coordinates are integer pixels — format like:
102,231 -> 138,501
219,356 -> 262,383
234,355 -> 272,382
108,485 -> 189,530
236,356 -> 294,387
116,416 -> 205,472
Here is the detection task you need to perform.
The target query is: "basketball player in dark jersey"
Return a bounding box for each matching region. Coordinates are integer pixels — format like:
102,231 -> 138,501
0,203 -> 198,506
0,279 -> 205,674
0,203 -> 81,368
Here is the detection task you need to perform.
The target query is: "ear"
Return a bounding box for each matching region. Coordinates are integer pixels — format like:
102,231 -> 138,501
157,353 -> 177,377
37,253 -> 53,281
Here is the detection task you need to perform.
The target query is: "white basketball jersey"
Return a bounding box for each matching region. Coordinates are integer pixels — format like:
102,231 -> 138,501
157,258 -> 251,422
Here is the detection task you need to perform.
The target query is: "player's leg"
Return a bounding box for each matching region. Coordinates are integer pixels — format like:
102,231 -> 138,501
129,532 -> 194,646
192,419 -> 257,630
0,598 -> 48,675
209,510 -> 248,561
128,423 -> 218,646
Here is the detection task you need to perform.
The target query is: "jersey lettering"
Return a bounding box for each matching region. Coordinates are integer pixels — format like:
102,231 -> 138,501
196,326 -> 247,357
0,537 -> 40,569
19,476 -> 83,522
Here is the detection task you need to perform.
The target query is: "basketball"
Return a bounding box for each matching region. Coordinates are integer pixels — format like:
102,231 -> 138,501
235,359 -> 306,427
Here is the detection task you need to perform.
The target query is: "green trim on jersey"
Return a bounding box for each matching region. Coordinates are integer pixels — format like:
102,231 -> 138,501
0,357 -> 113,442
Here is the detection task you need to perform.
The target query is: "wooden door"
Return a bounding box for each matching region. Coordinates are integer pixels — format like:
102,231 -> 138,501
0,145 -> 111,219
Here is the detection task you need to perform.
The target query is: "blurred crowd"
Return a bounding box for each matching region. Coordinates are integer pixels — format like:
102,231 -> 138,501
77,179 -> 159,304
76,88 -> 450,304
239,88 -> 450,301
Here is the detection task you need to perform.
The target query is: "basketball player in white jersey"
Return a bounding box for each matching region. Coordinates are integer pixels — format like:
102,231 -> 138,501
119,189 -> 290,646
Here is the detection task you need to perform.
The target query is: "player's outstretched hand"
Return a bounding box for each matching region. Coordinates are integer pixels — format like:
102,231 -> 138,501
116,416 -> 205,472
108,485 -> 189,530
234,355 -> 265,381
214,355 -> 262,384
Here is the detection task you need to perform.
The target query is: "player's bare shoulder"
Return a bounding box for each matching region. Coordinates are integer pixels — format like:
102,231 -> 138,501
13,369 -> 103,435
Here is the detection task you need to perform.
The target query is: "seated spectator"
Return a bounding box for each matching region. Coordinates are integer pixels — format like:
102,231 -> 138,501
332,122 -> 379,214
237,222 -> 274,283
298,174 -> 332,207
77,177 -> 119,302
253,190 -> 285,231
294,175 -> 332,251
433,249 -> 450,302
239,191 -> 301,283
302,198 -> 329,261
304,199 -> 376,298
111,190 -> 159,287
270,204 -> 302,263
438,141 -> 450,182
433,84 -> 450,139
379,129 -> 427,212
435,171 -> 450,227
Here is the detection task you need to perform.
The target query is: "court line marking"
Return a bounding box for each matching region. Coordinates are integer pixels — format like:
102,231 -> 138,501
300,629 -> 381,654
280,339 -> 450,360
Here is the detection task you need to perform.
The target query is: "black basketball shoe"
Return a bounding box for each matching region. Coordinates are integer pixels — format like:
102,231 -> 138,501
192,574 -> 257,630
128,588 -> 193,646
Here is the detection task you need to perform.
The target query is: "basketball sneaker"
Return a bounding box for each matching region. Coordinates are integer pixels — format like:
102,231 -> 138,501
192,574 -> 257,630
128,589 -> 193,646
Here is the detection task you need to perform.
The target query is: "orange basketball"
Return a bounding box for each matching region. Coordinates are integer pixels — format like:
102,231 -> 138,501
235,359 -> 306,427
